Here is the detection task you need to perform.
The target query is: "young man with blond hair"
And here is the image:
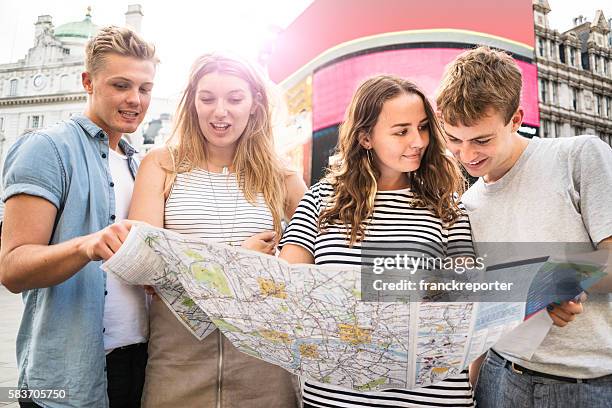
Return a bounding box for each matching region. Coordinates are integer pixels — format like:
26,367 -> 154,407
436,46 -> 612,407
1,26 -> 158,407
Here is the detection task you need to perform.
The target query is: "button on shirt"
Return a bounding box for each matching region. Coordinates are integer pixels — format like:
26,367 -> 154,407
2,115 -> 138,408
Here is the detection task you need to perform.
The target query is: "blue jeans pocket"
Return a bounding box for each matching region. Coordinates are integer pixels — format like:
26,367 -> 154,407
484,350 -> 505,368
475,355 -> 504,408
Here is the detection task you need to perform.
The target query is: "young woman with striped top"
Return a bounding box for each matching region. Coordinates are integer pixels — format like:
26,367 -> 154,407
128,53 -> 306,407
279,75 -> 475,407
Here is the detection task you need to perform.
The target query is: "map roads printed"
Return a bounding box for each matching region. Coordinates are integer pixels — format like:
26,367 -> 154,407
102,224 -> 547,391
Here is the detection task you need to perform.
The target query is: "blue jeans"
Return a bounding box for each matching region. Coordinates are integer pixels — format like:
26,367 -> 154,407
475,350 -> 612,408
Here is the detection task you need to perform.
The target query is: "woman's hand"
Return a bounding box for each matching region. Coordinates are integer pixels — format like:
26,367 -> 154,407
144,285 -> 157,298
242,231 -> 276,255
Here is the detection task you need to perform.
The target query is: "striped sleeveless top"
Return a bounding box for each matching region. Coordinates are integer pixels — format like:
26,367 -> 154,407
164,168 -> 274,242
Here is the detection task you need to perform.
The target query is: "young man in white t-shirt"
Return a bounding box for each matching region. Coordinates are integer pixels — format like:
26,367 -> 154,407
435,46 -> 612,408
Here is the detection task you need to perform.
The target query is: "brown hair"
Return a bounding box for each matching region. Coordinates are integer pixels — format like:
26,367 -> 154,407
319,75 -> 465,245
85,25 -> 158,74
167,53 -> 286,236
436,46 -> 522,126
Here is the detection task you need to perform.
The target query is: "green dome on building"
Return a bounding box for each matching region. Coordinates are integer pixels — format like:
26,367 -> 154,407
55,8 -> 99,39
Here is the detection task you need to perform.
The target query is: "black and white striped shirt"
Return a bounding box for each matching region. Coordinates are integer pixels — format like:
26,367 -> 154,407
280,181 -> 475,408
165,168 -> 274,243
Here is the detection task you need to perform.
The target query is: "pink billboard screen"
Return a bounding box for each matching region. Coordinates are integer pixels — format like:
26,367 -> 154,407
268,0 -> 535,84
312,48 -> 539,131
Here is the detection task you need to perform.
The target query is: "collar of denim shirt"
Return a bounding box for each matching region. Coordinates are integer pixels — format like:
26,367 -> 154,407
71,114 -> 138,158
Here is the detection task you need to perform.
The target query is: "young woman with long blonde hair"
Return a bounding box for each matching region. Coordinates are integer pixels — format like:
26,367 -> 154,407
280,75 -> 475,407
129,53 -> 305,407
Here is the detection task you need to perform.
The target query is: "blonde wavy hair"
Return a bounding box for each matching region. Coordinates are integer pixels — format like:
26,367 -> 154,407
166,53 -> 286,236
319,75 -> 465,245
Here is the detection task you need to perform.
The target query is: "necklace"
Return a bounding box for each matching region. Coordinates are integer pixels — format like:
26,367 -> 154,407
206,160 -> 232,175
206,164 -> 239,246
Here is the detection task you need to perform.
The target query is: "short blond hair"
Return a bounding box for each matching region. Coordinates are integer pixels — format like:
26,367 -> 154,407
85,25 -> 158,75
436,46 -> 522,126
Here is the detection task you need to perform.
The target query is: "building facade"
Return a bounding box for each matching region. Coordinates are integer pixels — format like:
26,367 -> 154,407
0,6 -> 150,165
0,5 -> 179,219
533,0 -> 612,146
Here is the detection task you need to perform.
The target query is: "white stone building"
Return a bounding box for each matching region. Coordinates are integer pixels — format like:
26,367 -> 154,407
533,0 -> 612,146
0,5 -> 169,161
0,5 -> 176,219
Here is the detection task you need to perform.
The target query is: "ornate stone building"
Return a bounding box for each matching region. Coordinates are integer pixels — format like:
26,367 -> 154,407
0,5 -> 179,219
533,0 -> 612,146
0,5 -> 148,165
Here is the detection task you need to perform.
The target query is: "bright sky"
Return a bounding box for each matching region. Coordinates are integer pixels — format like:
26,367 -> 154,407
546,0 -> 611,31
0,0 -> 313,98
0,0 -> 610,98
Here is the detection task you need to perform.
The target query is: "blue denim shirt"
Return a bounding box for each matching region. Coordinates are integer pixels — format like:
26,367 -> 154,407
2,115 -> 138,408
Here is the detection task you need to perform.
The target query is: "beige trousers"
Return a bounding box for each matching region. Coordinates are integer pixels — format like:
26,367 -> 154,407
142,297 -> 300,407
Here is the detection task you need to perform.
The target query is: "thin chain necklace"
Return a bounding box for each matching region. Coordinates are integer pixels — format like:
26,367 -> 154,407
207,160 -> 231,175
206,164 -> 239,245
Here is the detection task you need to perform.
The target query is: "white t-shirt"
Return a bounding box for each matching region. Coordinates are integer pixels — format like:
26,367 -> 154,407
103,148 -> 148,353
462,136 -> 612,378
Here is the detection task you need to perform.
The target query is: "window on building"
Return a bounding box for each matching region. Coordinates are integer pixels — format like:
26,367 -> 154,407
539,79 -> 549,103
569,47 -> 576,67
9,79 -> 18,96
606,96 -> 612,118
552,81 -> 558,105
605,58 -> 609,76
538,38 -> 545,57
571,87 -> 578,110
29,115 -> 43,129
596,94 -> 602,116
574,126 -> 584,136
59,74 -> 70,91
554,121 -> 561,138
550,42 -> 556,60
559,44 -> 566,63
542,120 -> 551,137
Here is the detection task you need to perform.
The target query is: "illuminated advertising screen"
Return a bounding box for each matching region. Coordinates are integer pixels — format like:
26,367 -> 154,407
268,0 -> 537,184
312,48 -> 539,131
